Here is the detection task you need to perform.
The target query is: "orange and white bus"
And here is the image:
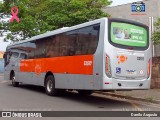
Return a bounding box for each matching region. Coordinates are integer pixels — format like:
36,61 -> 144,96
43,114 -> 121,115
4,18 -> 152,96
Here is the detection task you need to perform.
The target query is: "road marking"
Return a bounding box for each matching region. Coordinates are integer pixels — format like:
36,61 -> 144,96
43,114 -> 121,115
129,102 -> 143,111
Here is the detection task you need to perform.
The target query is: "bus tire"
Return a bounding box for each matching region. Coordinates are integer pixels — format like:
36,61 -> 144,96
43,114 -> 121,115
78,90 -> 93,96
45,75 -> 58,96
11,73 -> 19,87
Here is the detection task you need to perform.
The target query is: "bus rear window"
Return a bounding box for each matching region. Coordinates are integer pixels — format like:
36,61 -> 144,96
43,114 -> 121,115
110,22 -> 147,47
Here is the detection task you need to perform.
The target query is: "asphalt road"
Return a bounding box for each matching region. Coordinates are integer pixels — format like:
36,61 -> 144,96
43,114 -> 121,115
0,74 -> 160,119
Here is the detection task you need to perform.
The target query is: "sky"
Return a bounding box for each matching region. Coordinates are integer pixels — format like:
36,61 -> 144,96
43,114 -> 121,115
0,38 -> 11,52
110,0 -> 142,6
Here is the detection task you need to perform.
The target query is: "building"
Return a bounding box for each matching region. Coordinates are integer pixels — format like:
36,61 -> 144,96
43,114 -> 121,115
0,51 -> 4,58
103,0 -> 160,56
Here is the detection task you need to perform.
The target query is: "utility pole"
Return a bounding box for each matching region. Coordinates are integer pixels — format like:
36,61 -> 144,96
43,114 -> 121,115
149,17 -> 154,57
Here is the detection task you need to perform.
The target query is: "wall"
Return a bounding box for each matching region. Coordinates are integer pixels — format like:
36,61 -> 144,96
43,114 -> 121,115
151,57 -> 160,89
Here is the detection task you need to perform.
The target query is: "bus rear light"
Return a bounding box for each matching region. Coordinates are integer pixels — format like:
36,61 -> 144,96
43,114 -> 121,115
147,58 -> 151,78
106,55 -> 112,78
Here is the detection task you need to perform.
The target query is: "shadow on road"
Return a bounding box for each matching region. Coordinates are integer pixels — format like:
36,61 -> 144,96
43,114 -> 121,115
8,84 -> 46,94
6,84 -> 130,109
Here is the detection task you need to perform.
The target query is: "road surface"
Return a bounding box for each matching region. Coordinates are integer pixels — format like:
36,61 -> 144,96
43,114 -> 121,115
0,74 -> 160,119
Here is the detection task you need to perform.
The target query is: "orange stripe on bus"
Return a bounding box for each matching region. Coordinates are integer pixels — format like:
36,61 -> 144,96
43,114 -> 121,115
20,55 -> 93,75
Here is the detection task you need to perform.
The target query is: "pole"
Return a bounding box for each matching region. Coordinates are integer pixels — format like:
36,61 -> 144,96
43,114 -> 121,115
149,17 -> 154,57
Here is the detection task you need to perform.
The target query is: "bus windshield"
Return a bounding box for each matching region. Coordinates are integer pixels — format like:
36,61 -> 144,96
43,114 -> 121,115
110,22 -> 148,48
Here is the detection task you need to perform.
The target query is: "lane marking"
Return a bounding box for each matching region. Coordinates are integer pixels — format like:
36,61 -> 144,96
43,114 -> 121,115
129,102 -> 143,111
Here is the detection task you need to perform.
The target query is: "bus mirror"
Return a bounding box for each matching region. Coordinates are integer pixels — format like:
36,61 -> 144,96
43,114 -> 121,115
3,53 -> 6,59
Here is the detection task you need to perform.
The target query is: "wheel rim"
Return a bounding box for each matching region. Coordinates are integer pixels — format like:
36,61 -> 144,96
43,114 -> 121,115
47,79 -> 53,92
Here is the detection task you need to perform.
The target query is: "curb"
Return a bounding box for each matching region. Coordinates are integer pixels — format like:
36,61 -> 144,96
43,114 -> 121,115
95,91 -> 160,104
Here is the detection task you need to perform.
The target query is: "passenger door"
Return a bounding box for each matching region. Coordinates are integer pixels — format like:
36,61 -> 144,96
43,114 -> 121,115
9,51 -> 20,80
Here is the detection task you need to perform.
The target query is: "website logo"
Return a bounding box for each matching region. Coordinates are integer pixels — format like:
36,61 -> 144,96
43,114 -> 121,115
2,112 -> 11,117
131,2 -> 145,12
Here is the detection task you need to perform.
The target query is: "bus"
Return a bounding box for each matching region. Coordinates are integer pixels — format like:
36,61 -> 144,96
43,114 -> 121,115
4,18 -> 152,96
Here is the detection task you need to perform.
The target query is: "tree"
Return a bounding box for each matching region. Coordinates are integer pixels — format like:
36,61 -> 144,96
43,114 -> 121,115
152,18 -> 160,44
1,0 -> 111,41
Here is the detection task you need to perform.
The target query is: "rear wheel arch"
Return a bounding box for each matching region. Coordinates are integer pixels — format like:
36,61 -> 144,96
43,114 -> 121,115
10,70 -> 15,80
44,71 -> 54,86
10,70 -> 19,87
44,73 -> 58,96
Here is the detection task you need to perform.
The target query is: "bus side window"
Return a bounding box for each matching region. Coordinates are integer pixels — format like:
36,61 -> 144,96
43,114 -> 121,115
27,41 -> 36,59
20,53 -> 27,59
66,31 -> 77,56
88,25 -> 100,54
35,38 -> 46,58
46,36 -> 59,57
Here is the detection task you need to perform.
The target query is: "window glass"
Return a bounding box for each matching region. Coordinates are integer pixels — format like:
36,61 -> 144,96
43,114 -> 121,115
111,22 -> 147,47
76,24 -> 100,55
26,41 -> 36,59
59,33 -> 68,56
46,36 -> 60,57
43,24 -> 100,57
65,30 -> 78,56
5,24 -> 100,59
11,52 -> 19,59
35,38 -> 46,58
20,53 -> 27,59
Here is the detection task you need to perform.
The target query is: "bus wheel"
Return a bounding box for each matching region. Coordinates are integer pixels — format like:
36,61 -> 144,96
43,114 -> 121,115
78,90 -> 93,96
45,75 -> 57,96
11,73 -> 19,87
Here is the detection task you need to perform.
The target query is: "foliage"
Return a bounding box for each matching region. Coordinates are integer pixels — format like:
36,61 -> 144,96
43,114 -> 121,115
152,18 -> 160,44
0,0 -> 111,41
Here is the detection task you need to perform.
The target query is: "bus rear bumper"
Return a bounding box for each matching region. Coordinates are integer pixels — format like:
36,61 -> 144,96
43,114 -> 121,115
102,77 -> 151,90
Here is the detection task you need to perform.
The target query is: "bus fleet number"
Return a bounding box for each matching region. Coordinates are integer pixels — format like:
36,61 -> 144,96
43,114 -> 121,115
84,61 -> 92,66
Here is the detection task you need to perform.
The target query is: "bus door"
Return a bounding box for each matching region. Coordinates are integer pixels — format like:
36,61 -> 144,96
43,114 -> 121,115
4,51 -> 11,80
10,51 -> 20,78
18,53 -> 29,82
